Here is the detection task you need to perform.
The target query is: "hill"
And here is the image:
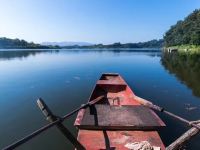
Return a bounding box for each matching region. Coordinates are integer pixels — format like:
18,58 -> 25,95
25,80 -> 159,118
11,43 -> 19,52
164,9 -> 200,47
0,37 -> 59,49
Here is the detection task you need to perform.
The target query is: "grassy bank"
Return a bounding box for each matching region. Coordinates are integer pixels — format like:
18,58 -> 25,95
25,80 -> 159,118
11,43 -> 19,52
165,45 -> 200,54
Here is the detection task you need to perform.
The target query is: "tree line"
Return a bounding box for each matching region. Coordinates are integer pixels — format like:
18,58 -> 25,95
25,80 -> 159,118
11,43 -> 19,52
0,37 -> 164,49
0,37 -> 59,49
62,39 -> 164,49
164,9 -> 200,47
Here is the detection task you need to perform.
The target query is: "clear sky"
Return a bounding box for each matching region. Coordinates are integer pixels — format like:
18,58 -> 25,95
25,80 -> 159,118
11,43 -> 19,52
0,0 -> 200,44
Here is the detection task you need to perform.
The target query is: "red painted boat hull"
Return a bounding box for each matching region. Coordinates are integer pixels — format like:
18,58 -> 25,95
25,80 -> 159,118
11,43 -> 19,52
75,73 -> 165,150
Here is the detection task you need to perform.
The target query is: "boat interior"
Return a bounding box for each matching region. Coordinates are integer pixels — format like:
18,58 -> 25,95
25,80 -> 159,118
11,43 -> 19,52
89,73 -> 140,106
74,73 -> 166,149
75,73 -> 165,130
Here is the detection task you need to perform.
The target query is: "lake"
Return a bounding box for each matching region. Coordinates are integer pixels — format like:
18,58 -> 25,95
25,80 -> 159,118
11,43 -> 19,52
0,49 -> 200,150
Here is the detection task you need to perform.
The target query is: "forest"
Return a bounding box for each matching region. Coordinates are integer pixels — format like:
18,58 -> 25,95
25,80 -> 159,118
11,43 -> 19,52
0,37 -> 59,49
164,9 -> 200,47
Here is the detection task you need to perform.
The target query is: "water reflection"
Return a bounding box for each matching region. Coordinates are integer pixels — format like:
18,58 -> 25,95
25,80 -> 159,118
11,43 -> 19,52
0,50 -> 162,150
0,50 -> 59,60
1,49 -> 199,150
161,52 -> 200,98
0,49 -> 161,60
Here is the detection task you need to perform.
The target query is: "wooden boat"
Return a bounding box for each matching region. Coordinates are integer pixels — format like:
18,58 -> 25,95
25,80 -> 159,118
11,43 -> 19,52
4,73 -> 199,150
74,73 -> 166,150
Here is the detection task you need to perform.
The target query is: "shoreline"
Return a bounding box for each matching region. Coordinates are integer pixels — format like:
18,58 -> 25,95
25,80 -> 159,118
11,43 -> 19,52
164,45 -> 200,54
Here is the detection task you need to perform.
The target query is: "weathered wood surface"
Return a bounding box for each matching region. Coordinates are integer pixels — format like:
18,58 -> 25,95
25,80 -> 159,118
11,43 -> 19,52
166,123 -> 200,150
75,74 -> 166,150
77,105 -> 165,130
77,130 -> 166,150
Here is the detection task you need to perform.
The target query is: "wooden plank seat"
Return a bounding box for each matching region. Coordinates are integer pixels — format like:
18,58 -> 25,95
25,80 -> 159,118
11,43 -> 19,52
97,80 -> 127,86
76,105 -> 165,130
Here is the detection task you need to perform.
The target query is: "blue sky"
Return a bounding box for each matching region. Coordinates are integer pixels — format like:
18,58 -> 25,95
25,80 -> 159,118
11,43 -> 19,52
0,0 -> 199,44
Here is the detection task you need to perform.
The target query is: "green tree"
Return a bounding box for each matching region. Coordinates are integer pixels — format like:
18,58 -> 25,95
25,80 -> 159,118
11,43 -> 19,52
164,9 -> 200,47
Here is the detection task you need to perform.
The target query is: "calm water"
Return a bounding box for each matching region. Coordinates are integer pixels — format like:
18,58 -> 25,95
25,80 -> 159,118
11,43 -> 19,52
0,49 -> 200,150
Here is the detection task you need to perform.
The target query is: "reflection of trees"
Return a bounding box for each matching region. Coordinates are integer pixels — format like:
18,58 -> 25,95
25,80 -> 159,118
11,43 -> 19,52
0,49 -> 161,61
0,50 -> 59,60
161,52 -> 200,97
61,49 -> 161,56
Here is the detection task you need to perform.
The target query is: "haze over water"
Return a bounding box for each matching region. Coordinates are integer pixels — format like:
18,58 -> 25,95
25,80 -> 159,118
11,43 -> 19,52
0,49 -> 200,150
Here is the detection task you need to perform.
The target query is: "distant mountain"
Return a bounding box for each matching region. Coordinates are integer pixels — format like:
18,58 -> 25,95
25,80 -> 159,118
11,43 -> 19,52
61,39 -> 164,49
41,41 -> 93,47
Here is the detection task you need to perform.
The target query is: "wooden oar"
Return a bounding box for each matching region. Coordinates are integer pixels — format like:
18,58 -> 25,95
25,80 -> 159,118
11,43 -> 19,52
2,95 -> 104,150
134,95 -> 200,149
134,95 -> 200,130
37,98 -> 85,150
166,122 -> 200,150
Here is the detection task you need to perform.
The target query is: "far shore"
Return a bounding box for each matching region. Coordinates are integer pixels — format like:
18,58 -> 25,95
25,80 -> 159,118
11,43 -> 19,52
0,48 -> 162,52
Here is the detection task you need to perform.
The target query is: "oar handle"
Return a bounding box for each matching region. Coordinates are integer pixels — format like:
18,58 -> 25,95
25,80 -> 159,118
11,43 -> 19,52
2,95 -> 104,150
37,98 -> 85,150
37,98 -> 57,122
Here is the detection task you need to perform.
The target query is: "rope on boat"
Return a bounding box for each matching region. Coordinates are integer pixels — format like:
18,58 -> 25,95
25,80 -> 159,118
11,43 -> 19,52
125,141 -> 161,150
